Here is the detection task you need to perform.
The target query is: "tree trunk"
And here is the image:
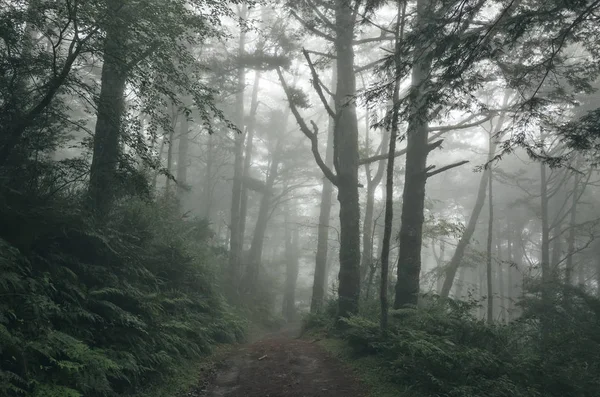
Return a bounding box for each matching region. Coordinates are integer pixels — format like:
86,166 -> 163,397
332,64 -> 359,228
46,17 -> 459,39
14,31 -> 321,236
497,235 -> 506,323
311,66 -> 336,313
88,0 -> 128,216
177,105 -> 190,202
394,0 -> 433,308
486,139 -> 494,324
203,133 -> 215,219
165,103 -> 177,195
244,138 -> 282,294
512,219 -> 526,319
540,162 -> 551,300
334,0 -> 361,317
239,71 -> 261,249
440,106 -> 508,298
379,0 -> 406,331
283,202 -> 300,322
228,4 -> 248,289
362,128 -> 389,282
565,171 -> 580,285
551,228 -> 562,269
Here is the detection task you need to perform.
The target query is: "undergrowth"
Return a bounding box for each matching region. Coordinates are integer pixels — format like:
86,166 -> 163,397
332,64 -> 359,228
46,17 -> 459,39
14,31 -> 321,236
304,292 -> 600,397
0,190 -> 246,397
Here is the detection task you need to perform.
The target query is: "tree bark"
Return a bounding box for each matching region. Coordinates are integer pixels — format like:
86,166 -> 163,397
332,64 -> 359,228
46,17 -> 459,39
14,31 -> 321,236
379,0 -> 406,331
394,0 -> 433,308
565,171 -> 580,285
88,0 -> 128,216
177,104 -> 190,202
310,69 -> 336,312
486,150 -> 494,324
334,0 -> 361,317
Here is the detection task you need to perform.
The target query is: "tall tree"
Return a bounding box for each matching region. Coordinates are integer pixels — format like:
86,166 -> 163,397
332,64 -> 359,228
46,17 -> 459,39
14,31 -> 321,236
362,125 -> 389,283
88,0 -> 129,215
311,67 -> 336,313
177,103 -> 191,202
565,165 -> 581,284
228,4 -> 248,289
239,71 -> 262,251
379,0 -> 406,330
486,134 -> 495,324
243,112 -> 286,294
332,0 -> 362,317
440,99 -> 510,298
394,0 -> 435,308
279,0 -> 370,317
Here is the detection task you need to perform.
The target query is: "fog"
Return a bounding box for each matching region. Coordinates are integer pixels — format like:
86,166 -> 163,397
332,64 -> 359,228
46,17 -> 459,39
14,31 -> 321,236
2,0 -> 600,396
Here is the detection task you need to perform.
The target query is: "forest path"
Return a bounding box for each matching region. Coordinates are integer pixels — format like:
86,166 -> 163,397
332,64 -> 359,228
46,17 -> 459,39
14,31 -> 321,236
198,324 -> 367,397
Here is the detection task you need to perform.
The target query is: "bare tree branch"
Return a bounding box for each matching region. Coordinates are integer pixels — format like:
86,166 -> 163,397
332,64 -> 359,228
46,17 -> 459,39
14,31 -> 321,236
290,10 -> 335,42
354,57 -> 386,73
354,35 -> 395,45
305,49 -> 337,59
306,0 -> 337,30
428,112 -> 497,132
303,49 -> 336,119
427,139 -> 444,152
426,160 -> 470,178
276,67 -> 338,186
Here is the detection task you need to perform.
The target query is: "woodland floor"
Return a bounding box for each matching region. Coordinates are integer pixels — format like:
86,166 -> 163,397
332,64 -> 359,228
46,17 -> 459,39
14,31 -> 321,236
191,324 -> 368,397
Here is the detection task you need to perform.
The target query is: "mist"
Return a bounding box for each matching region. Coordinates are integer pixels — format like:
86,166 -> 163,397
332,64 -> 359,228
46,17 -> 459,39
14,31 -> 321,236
2,0 -> 600,396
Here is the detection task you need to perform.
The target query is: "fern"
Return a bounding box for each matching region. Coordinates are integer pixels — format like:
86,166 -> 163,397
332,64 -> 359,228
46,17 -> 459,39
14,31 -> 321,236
0,193 -> 245,396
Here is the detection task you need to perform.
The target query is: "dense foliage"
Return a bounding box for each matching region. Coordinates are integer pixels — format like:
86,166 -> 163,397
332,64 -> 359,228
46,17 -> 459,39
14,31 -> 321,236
305,290 -> 600,397
0,189 -> 245,397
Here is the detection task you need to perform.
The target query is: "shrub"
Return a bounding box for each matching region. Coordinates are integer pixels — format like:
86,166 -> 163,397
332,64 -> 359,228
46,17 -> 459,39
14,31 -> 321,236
0,191 -> 245,396
336,291 -> 600,397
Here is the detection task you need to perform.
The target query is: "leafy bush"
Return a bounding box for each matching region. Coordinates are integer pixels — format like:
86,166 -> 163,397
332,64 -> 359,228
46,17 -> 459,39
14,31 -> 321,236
322,291 -> 600,397
0,190 -> 245,396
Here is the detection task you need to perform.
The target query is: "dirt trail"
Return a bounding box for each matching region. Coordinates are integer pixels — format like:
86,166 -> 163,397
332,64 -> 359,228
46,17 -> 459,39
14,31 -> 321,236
199,325 -> 367,397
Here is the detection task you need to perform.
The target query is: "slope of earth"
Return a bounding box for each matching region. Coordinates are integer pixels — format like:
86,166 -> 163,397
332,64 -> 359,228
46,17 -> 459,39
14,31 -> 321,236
195,325 -> 367,397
